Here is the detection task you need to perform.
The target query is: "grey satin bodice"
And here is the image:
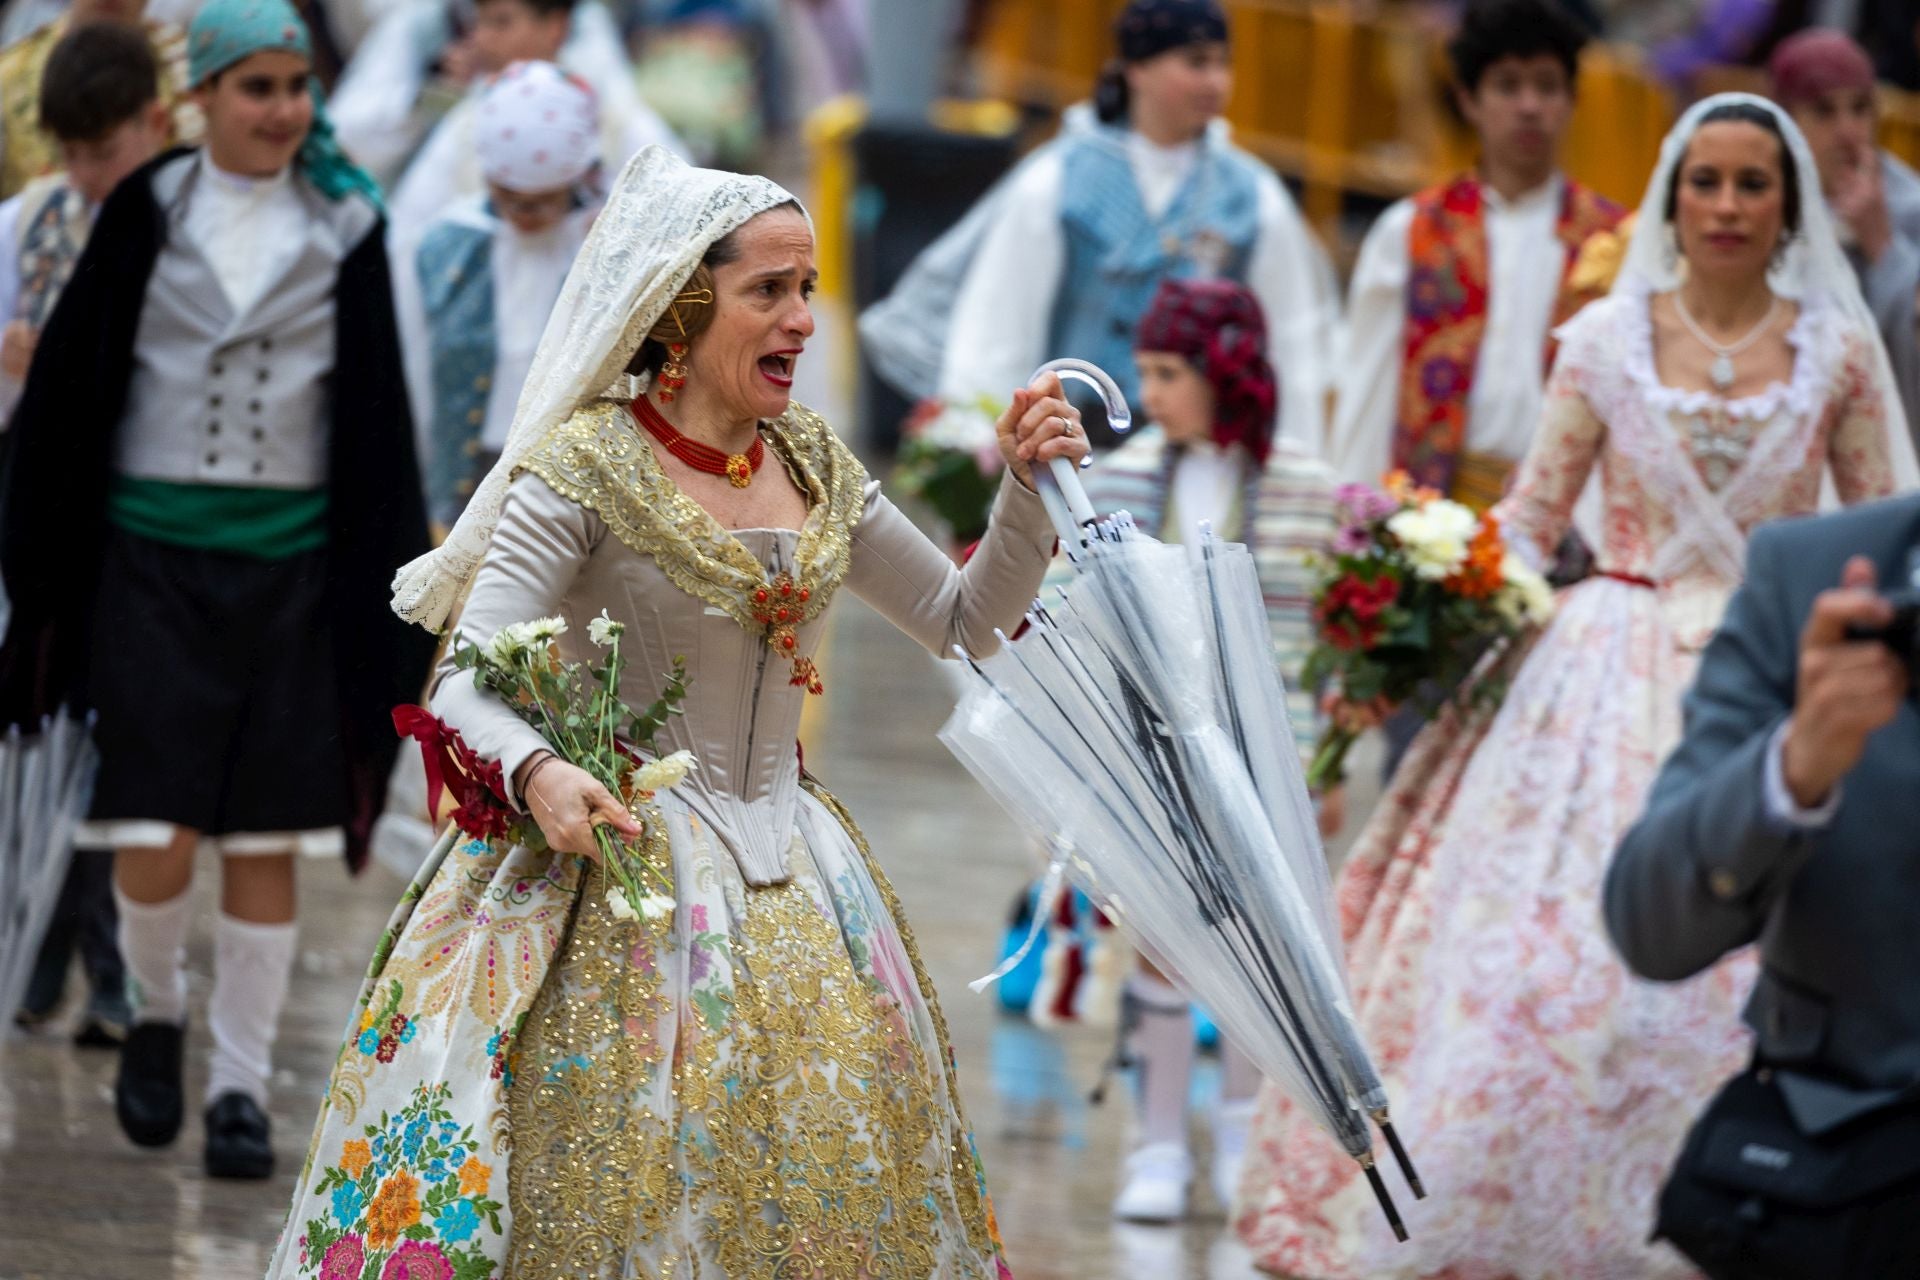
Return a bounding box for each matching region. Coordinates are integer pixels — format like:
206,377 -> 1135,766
431,404 -> 1055,885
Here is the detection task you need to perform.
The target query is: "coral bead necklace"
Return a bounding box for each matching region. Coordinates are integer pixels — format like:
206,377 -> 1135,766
631,393 -> 764,489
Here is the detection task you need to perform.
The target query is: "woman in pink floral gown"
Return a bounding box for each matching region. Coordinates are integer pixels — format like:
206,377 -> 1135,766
1234,95 -> 1918,1279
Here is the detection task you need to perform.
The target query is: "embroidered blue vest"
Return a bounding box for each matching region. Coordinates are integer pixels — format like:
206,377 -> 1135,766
1047,129 -> 1263,417
416,219 -> 497,530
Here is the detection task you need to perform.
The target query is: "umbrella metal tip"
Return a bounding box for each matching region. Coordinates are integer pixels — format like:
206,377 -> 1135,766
1375,1116 -> 1427,1200
1360,1158 -> 1409,1242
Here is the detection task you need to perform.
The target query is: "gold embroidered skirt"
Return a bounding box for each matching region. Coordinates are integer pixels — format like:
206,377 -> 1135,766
266,782 -> 1012,1280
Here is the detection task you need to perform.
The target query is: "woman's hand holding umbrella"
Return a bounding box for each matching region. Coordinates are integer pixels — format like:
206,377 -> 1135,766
994,371 -> 1090,490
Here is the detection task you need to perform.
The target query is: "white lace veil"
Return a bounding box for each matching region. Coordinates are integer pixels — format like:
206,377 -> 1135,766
390,145 -> 802,631
1611,91 -> 1919,492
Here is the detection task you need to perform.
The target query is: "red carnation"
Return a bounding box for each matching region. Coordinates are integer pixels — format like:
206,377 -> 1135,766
1314,572 -> 1399,651
1349,574 -> 1400,621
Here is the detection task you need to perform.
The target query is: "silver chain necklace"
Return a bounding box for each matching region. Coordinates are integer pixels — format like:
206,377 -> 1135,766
1672,291 -> 1781,391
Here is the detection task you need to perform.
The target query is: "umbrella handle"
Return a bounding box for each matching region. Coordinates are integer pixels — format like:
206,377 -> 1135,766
1029,358 -> 1128,552
1038,456 -> 1096,550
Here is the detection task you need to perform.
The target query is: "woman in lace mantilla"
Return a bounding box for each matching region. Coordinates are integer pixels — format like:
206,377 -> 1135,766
266,146 -> 1090,1280
1234,96 -> 1919,1279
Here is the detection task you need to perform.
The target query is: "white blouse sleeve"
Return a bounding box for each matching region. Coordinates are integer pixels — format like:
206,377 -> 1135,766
387,104 -> 469,265
326,2 -> 436,182
617,101 -> 686,163
1327,198 -> 1414,487
396,226 -> 438,463
562,5 -> 688,163
1247,169 -> 1340,455
938,149 -> 1067,408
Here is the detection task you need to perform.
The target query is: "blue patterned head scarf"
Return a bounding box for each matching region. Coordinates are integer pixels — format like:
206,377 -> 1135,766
187,0 -> 382,208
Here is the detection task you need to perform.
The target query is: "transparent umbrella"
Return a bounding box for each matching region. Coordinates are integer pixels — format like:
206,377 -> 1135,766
0,711 -> 97,1035
940,359 -> 1423,1238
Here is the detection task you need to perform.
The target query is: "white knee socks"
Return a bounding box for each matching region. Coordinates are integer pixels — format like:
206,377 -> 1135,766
1125,971 -> 1195,1150
1212,1038 -> 1261,1206
113,884 -> 192,1026
206,913 -> 296,1106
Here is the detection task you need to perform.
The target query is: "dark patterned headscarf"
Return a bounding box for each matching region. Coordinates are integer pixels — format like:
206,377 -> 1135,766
1114,0 -> 1229,62
1135,278 -> 1277,464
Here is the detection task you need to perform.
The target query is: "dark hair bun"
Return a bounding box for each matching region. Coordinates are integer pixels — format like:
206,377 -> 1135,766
1094,60 -> 1131,124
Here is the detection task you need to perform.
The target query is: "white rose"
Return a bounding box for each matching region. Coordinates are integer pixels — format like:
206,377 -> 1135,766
588,609 -> 623,648
1387,507 -> 1472,581
631,750 -> 698,793
606,887 -> 637,921
1397,500 -> 1475,544
639,893 -> 677,921
1410,545 -> 1466,582
917,400 -> 999,452
1521,574 -> 1555,622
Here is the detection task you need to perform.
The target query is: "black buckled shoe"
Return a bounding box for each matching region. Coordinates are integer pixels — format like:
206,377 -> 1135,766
115,1020 -> 186,1147
204,1090 -> 274,1180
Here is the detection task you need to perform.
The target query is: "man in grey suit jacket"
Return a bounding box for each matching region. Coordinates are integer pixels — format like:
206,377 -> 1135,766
1608,493 -> 1920,1131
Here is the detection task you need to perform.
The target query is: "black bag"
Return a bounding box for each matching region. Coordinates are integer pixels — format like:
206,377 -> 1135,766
1655,1064 -> 1920,1279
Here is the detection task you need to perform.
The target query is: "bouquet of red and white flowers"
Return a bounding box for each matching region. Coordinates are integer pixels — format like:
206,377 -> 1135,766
393,613 -> 690,922
892,394 -> 1006,547
1301,473 -> 1555,787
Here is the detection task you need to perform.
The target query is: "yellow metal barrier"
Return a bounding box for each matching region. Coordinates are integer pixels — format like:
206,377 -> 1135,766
803,94 -> 868,307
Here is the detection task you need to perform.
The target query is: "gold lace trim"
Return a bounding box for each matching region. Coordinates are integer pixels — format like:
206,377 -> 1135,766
518,400 -> 869,636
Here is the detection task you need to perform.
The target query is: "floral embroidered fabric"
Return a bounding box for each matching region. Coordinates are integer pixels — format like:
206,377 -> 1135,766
271,783 -> 1010,1280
